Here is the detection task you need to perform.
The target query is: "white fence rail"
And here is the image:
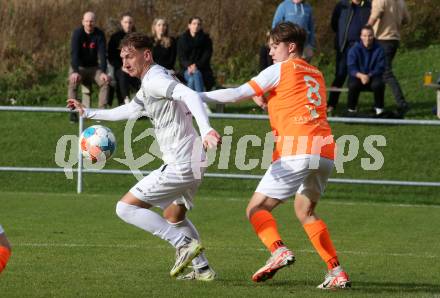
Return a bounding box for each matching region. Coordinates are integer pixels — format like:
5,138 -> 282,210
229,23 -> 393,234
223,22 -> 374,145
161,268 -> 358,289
1,106 -> 440,193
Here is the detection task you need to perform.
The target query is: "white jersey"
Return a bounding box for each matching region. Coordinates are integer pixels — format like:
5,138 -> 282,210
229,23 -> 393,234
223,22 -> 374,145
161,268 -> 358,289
84,64 -> 212,165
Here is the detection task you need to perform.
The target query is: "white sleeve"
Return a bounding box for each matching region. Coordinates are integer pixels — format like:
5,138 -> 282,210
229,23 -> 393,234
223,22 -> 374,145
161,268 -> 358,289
171,83 -> 213,138
201,84 -> 255,103
248,62 -> 281,95
201,62 -> 281,103
83,90 -> 144,121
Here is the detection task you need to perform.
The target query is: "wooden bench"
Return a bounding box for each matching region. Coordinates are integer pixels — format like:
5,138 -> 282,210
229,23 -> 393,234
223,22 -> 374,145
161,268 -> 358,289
424,83 -> 440,119
212,85 -> 348,113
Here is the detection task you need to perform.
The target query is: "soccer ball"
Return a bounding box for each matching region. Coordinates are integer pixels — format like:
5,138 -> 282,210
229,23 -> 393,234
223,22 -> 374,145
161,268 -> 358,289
79,125 -> 116,162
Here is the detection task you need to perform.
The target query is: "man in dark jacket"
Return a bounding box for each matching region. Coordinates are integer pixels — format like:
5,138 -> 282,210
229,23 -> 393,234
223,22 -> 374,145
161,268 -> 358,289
328,0 -> 371,113
68,11 -> 109,121
108,13 -> 140,106
177,17 -> 215,92
347,25 -> 385,116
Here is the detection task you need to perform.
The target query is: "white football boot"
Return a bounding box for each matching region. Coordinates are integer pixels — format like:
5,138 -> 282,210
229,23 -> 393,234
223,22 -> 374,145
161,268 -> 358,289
252,246 -> 295,282
317,266 -> 351,289
170,238 -> 204,277
177,266 -> 217,281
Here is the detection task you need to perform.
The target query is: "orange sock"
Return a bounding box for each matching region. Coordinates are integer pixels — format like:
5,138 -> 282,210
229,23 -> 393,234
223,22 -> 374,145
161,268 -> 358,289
303,220 -> 340,269
0,246 -> 11,273
250,210 -> 284,252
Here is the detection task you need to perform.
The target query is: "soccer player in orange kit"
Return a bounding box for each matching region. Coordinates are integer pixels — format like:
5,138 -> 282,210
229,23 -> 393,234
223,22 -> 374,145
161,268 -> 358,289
202,22 -> 351,289
0,224 -> 11,275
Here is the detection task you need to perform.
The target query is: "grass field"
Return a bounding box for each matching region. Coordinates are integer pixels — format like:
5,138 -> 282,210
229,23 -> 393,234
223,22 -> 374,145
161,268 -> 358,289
1,44 -> 440,296
0,192 -> 439,297
0,111 -> 440,297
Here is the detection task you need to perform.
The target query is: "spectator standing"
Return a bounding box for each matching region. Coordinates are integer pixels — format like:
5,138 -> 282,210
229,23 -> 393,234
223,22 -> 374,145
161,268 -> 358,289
328,0 -> 371,113
177,17 -> 215,92
368,0 -> 410,117
259,31 -> 273,71
347,25 -> 385,116
272,0 -> 315,61
68,11 -> 109,122
151,18 -> 177,71
108,13 -> 140,106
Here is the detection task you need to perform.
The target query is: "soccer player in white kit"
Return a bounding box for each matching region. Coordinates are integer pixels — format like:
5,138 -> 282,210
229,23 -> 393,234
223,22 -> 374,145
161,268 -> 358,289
0,224 -> 11,274
68,33 -> 221,280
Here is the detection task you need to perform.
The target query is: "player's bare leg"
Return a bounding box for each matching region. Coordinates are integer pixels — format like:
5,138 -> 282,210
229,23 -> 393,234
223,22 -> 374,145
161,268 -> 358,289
247,193 -> 295,282
294,193 -> 351,289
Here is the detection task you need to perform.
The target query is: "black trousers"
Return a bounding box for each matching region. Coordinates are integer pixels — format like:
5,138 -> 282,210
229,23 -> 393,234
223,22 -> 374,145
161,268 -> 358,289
377,40 -> 407,107
328,48 -> 348,108
114,68 -> 141,105
347,76 -> 385,111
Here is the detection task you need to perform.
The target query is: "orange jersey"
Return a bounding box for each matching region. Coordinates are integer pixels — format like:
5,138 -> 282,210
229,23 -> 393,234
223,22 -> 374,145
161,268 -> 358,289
248,58 -> 335,161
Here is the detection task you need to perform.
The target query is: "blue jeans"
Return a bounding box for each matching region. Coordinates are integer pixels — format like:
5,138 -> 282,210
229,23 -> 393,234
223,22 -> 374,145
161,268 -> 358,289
184,70 -> 205,92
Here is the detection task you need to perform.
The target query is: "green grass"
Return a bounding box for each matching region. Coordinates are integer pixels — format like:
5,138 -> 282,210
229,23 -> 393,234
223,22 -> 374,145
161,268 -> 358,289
1,45 -> 440,296
0,192 -> 439,297
0,111 -> 439,296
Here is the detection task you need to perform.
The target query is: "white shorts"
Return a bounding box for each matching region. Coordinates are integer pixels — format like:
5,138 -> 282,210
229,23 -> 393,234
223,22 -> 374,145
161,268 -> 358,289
129,163 -> 205,210
0,224 -> 4,234
255,155 -> 334,201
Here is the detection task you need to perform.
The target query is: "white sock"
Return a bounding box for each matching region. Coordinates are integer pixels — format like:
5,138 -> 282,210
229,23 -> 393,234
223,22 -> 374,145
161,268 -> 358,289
169,218 -> 210,269
116,201 -> 187,248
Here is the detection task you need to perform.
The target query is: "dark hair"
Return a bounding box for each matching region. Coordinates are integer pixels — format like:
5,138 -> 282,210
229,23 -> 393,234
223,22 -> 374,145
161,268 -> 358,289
120,12 -> 133,19
120,12 -> 136,32
270,22 -> 306,54
119,32 -> 153,50
188,16 -> 202,24
361,24 -> 374,34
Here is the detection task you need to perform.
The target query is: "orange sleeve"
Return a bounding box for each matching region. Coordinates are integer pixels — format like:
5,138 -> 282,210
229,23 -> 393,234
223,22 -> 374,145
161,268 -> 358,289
247,80 -> 264,96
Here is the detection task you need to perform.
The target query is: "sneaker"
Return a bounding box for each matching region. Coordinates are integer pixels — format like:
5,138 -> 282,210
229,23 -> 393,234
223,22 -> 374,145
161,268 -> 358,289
396,102 -> 410,118
170,238 -> 204,277
252,247 -> 295,282
177,266 -> 217,281
317,266 -> 351,290
343,110 -> 358,118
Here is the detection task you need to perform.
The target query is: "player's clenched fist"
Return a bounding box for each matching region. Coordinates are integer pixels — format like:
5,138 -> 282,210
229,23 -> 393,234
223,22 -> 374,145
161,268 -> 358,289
66,98 -> 86,116
203,129 -> 222,149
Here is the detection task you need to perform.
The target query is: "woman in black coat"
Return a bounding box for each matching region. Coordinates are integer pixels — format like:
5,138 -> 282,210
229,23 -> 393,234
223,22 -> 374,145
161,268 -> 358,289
177,17 -> 215,91
151,18 -> 177,71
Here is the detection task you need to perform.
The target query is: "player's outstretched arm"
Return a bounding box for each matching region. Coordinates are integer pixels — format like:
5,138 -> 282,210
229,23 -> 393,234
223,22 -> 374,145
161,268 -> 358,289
201,63 -> 280,109
67,97 -> 144,121
200,83 -> 256,104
